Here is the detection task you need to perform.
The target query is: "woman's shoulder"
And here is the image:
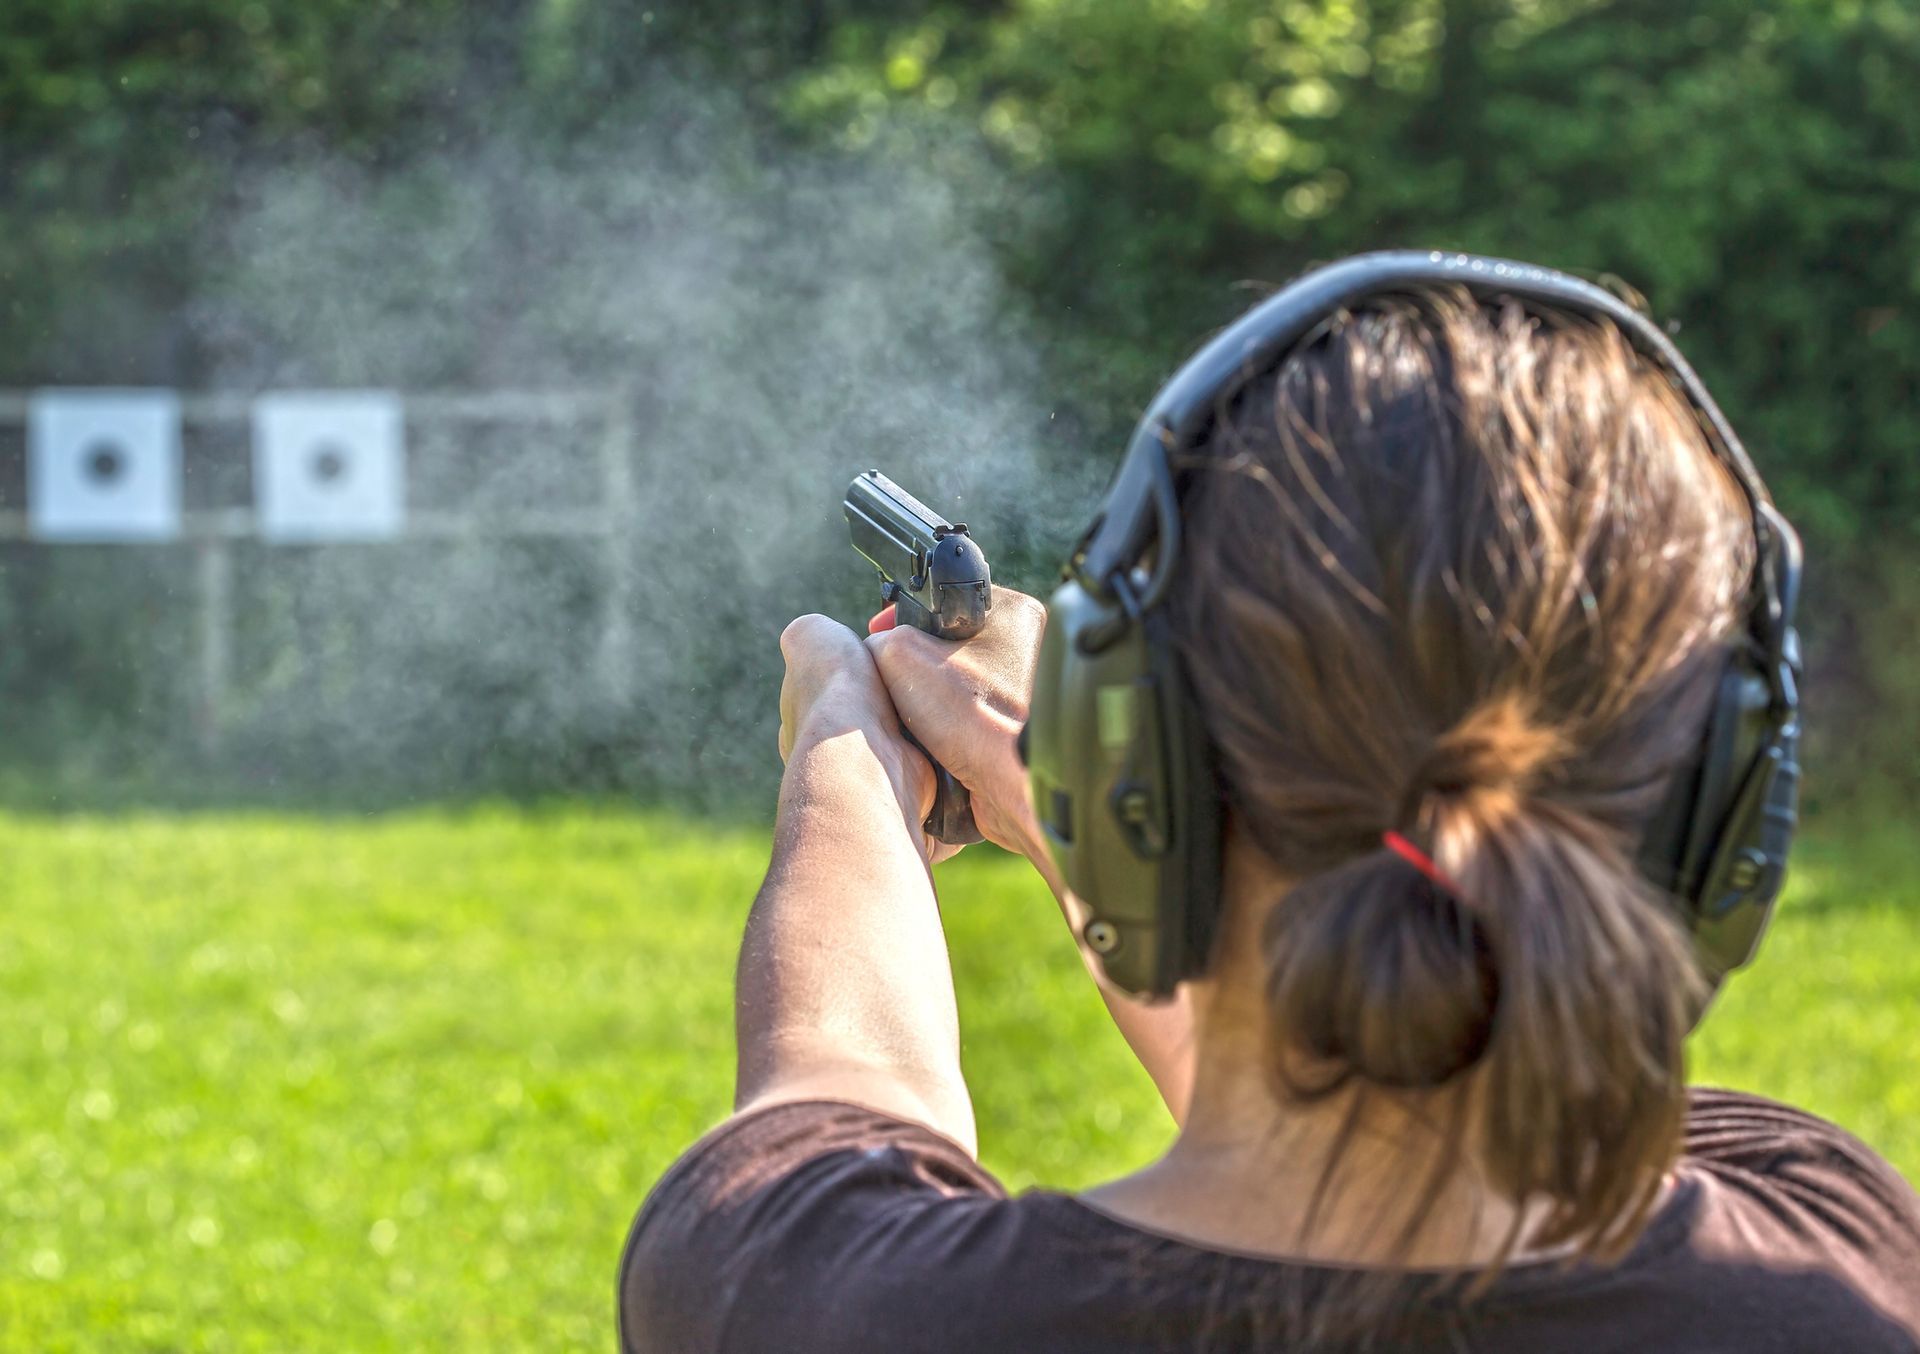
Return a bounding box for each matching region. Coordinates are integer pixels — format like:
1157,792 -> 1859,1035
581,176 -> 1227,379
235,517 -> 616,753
1670,1087 -> 1920,1331
1680,1086 -> 1918,1221
617,1100 -> 1021,1354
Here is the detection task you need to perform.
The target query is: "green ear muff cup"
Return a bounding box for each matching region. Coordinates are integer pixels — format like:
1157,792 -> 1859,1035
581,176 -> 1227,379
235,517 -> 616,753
1027,579 -> 1222,998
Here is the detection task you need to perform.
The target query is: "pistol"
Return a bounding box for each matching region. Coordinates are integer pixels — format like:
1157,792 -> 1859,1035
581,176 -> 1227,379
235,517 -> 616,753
844,470 -> 992,845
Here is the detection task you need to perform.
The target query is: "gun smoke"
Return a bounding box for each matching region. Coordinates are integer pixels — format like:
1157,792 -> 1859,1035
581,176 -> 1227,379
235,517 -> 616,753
17,89 -> 1116,809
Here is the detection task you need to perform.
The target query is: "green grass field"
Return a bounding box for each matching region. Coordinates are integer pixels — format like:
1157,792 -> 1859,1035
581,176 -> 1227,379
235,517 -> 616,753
0,807 -> 1913,1350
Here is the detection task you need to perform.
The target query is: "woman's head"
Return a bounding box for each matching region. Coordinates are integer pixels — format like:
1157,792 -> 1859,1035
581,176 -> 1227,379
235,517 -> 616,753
1170,287 -> 1755,1259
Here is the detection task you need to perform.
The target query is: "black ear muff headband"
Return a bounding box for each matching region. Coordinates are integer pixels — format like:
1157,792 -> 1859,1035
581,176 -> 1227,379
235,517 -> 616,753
1022,250 -> 1802,1003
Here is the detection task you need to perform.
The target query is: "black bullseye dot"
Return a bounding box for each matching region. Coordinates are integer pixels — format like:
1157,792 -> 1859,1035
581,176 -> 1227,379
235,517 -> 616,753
309,443 -> 350,486
83,442 -> 126,485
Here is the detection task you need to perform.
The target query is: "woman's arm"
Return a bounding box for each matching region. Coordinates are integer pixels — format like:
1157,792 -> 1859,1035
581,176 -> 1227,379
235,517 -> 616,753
732,615 -> 977,1154
865,590 -> 1199,1124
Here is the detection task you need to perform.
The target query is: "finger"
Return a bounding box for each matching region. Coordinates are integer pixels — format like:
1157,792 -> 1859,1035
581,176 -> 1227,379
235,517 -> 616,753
781,613 -> 867,670
865,624 -> 935,681
780,613 -> 827,662
989,585 -> 1048,635
867,604 -> 898,634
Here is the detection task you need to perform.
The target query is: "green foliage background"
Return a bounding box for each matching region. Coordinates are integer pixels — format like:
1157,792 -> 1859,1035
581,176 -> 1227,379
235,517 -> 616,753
3,0 -> 1916,798
796,0 -> 1920,548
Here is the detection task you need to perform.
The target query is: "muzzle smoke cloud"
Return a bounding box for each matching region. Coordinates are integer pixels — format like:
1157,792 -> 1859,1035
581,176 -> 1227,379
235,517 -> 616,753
167,91 -> 1112,807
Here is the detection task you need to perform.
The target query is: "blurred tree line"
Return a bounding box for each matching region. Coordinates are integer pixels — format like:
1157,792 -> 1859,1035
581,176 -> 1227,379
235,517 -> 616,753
2,0 -> 1915,803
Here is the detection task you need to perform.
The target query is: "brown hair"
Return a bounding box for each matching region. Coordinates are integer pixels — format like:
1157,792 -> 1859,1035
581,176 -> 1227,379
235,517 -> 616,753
1170,289 -> 1754,1279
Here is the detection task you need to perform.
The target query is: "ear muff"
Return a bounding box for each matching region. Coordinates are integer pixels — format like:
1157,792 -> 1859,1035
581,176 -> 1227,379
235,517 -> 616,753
1025,569 -> 1221,998
1023,250 -> 1804,1008
1639,503 -> 1804,985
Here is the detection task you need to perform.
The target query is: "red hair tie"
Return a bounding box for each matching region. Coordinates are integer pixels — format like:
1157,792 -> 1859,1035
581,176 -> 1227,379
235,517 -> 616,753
1383,830 -> 1468,900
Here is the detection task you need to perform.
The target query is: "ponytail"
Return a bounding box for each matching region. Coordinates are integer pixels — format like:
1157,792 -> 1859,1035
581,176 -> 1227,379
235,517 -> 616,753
1262,692 -> 1699,1257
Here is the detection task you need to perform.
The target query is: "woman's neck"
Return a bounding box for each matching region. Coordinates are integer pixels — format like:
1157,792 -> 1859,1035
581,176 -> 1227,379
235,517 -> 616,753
1084,942 -> 1559,1269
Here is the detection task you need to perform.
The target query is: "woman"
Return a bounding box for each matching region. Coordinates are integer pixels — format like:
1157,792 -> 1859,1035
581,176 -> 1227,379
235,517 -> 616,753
619,269 -> 1920,1351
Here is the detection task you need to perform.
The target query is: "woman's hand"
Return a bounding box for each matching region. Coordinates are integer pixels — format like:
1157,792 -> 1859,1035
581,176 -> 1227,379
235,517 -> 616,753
777,613 -> 944,860
863,587 -> 1050,866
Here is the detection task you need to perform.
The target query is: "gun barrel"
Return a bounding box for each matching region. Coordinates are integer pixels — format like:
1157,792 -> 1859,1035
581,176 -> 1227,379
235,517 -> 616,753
845,470 -> 957,587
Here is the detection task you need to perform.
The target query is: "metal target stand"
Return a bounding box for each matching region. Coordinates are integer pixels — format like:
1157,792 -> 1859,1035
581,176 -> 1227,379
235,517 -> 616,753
0,389 -> 636,753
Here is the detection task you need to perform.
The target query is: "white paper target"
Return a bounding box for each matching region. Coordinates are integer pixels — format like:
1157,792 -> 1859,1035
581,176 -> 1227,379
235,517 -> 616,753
252,392 -> 405,542
28,390 -> 182,542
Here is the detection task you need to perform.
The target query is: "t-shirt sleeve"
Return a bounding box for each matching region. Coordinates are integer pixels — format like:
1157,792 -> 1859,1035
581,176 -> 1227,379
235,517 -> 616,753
617,1100 -> 1006,1354
1681,1087 -> 1920,1330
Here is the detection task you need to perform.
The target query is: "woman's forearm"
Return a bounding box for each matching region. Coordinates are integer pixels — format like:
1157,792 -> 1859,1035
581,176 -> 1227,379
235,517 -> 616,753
733,714 -> 977,1151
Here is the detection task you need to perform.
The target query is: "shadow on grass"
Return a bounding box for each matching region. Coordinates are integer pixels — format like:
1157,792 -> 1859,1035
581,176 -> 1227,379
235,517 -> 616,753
1,763 -> 1908,927
0,759 -> 776,829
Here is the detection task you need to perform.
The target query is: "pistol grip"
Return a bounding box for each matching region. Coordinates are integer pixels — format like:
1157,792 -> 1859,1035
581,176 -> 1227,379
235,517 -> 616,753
886,582 -> 984,846
902,727 -> 982,846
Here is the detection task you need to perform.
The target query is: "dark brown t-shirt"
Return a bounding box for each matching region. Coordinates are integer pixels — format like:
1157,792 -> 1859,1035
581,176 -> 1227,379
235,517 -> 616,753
618,1090 -> 1920,1353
